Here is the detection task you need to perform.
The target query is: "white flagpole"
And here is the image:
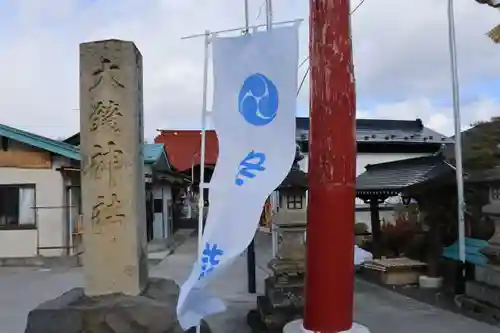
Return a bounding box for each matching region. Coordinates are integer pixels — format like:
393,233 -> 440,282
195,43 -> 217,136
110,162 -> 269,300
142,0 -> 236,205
244,0 -> 250,34
242,0 -> 259,295
196,29 -> 210,333
266,0 -> 279,260
266,0 -> 280,265
447,0 -> 466,264
266,0 -> 273,29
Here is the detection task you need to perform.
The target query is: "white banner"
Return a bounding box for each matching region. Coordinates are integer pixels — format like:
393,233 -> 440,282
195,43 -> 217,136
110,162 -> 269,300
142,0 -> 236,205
176,25 -> 300,330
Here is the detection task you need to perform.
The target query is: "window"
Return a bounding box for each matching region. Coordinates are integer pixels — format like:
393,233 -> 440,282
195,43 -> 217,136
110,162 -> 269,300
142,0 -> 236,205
153,199 -> 163,213
492,187 -> 500,202
0,185 -> 36,229
287,195 -> 303,210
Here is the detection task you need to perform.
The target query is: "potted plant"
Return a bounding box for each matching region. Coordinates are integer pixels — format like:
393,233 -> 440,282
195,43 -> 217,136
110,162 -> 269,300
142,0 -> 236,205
379,216 -> 416,257
354,222 -> 369,246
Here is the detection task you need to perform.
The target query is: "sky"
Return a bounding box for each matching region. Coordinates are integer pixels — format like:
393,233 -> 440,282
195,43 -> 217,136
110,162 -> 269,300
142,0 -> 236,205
0,0 -> 498,141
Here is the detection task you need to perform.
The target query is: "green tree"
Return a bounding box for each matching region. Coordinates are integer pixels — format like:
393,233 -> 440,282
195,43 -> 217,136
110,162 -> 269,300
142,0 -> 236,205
461,117 -> 500,170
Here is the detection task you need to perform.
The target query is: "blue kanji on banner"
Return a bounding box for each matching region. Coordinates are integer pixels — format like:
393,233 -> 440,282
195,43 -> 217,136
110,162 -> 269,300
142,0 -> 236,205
199,243 -> 224,279
235,150 -> 266,186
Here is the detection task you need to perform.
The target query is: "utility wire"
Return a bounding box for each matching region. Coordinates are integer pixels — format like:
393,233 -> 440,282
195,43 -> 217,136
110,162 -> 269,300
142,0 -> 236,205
297,67 -> 310,97
298,56 -> 309,69
296,0 -> 368,96
351,0 -> 367,14
255,1 -> 267,21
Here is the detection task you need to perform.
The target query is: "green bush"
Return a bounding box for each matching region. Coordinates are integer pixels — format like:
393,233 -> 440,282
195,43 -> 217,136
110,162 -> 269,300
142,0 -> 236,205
355,222 -> 368,235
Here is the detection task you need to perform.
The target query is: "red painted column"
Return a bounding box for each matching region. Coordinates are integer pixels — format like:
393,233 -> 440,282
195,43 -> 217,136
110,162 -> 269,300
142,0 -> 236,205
304,0 -> 356,332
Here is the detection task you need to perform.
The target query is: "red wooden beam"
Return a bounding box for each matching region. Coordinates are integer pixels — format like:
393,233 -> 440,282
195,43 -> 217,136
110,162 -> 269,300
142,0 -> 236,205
304,0 -> 356,331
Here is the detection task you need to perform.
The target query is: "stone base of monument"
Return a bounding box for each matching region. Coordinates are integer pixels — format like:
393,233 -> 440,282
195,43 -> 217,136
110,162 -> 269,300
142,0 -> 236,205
283,319 -> 370,333
246,275 -> 305,332
25,278 -> 211,333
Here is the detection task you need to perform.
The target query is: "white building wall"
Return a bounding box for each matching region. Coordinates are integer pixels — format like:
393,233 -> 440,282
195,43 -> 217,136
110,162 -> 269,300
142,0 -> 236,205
298,152 -> 428,175
0,230 -> 38,258
0,160 -> 67,258
0,140 -> 174,258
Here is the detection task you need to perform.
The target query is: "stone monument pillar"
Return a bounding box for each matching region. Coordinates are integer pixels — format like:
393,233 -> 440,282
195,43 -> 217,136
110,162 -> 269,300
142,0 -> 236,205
80,39 -> 147,296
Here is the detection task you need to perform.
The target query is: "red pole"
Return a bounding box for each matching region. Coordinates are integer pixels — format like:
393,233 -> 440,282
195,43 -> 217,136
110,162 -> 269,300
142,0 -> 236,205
304,0 -> 356,332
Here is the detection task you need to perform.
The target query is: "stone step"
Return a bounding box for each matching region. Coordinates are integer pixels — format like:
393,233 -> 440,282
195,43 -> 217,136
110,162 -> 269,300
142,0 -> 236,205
264,277 -> 304,309
475,264 -> 500,288
256,295 -> 302,333
459,295 -> 500,323
466,281 -> 500,309
247,309 -> 272,333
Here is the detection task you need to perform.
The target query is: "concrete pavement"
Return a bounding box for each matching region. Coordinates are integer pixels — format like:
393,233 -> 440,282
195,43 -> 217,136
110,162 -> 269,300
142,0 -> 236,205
153,232 -> 500,333
1,232 -> 499,333
354,279 -> 498,333
0,267 -> 83,333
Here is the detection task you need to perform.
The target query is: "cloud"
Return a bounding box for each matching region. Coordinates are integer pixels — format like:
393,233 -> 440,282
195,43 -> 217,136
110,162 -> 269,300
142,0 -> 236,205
0,0 -> 497,141
351,0 -> 500,99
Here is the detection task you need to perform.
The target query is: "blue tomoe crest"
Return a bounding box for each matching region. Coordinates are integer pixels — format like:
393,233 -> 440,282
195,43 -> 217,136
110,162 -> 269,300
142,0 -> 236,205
238,73 -> 279,126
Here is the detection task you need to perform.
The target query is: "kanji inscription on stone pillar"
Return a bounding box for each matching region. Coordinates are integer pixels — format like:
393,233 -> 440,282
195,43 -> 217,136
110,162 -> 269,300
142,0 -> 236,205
80,39 -> 148,296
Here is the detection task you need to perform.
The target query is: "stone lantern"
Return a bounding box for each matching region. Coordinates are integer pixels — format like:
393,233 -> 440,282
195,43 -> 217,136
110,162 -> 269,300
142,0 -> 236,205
271,144 -> 308,261
465,179 -> 500,313
274,167 -> 308,265
480,185 -> 500,263
251,165 -> 309,331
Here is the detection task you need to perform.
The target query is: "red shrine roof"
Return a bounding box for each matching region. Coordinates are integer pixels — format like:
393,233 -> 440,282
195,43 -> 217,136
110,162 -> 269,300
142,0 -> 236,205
154,130 -> 219,171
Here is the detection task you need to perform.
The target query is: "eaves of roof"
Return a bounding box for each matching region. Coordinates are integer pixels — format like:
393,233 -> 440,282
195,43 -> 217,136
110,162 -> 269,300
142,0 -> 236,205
0,124 -> 80,160
0,125 -> 167,166
356,153 -> 455,197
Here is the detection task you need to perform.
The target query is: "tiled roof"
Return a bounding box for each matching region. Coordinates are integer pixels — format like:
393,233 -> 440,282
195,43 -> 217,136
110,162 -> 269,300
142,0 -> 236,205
155,130 -> 219,171
356,153 -> 455,197
70,143 -> 167,165
278,168 -> 308,190
0,124 -> 80,160
296,117 -> 450,144
475,0 -> 500,8
63,132 -> 80,145
155,118 -> 449,171
0,126 -> 166,165
143,143 -> 168,165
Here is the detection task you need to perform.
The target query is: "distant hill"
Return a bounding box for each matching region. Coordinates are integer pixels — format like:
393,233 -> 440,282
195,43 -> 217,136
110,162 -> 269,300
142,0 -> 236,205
444,117 -> 500,170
